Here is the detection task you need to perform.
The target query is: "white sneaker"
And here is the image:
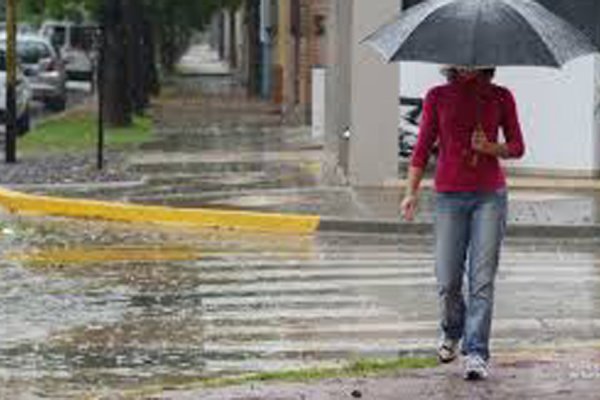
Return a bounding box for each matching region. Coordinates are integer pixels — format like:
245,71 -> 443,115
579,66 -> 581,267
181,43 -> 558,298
437,338 -> 460,363
463,354 -> 489,380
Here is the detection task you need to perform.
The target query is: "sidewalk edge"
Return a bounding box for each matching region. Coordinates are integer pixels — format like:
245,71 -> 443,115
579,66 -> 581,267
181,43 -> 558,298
319,217 -> 600,238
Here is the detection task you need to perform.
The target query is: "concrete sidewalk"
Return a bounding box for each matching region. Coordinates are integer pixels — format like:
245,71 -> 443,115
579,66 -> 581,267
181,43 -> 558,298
143,348 -> 600,399
6,44 -> 600,236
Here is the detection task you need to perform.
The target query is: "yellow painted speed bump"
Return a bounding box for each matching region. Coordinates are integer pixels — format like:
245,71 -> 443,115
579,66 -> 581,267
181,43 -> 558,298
6,247 -> 317,265
7,246 -> 201,265
0,187 -> 320,234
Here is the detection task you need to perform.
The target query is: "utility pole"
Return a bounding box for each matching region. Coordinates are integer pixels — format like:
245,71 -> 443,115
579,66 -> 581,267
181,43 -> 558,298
5,0 -> 17,163
97,22 -> 106,170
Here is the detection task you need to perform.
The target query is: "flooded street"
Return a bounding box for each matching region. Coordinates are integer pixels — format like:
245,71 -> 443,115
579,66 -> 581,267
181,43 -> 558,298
2,0 -> 600,398
0,213 -> 315,398
2,213 -> 600,398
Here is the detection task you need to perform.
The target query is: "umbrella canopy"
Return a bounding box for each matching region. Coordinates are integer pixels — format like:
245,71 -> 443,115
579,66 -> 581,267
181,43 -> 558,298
403,0 -> 600,48
365,0 -> 598,68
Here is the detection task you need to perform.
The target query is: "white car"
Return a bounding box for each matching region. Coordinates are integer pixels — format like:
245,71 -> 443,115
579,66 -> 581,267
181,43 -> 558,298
0,33 -> 68,111
0,51 -> 32,135
39,21 -> 97,81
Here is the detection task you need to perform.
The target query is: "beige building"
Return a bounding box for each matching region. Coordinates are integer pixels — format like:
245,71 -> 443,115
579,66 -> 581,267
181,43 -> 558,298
273,0 -> 331,123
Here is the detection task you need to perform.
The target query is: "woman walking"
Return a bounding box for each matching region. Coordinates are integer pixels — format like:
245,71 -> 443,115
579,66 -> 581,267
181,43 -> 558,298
401,67 -> 525,380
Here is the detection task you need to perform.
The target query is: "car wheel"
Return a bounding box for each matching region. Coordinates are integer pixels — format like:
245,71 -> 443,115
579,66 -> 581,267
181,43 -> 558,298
17,110 -> 31,136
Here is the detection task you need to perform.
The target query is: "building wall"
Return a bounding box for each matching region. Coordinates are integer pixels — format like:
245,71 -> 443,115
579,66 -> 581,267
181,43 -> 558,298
297,0 -> 331,122
279,0 -> 300,115
500,56 -> 599,176
272,0 -> 331,122
310,0 -> 330,66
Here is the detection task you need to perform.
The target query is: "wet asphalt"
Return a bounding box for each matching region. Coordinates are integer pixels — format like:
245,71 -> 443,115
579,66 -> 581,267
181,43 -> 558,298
1,213 -> 600,398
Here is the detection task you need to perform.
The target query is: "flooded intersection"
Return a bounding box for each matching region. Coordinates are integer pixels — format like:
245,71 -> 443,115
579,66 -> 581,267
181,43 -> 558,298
1,214 -> 600,398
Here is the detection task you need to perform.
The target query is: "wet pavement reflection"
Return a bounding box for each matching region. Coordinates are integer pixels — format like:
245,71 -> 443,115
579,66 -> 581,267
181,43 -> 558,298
2,213 -> 600,398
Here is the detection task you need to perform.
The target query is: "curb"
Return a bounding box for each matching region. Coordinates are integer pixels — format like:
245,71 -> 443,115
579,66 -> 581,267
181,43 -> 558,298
319,219 -> 431,235
0,187 -> 320,234
0,186 -> 598,238
390,178 -> 600,191
319,217 -> 600,238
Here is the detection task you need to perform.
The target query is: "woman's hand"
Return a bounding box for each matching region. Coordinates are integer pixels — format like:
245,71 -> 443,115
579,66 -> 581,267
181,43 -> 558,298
402,166 -> 424,221
401,194 -> 419,222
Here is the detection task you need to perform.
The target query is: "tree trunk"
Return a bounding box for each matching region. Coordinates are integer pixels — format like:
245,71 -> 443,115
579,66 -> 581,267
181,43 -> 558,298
217,11 -> 226,60
102,0 -> 132,127
245,0 -> 260,97
159,6 -> 179,74
228,8 -> 237,69
142,17 -> 160,97
123,0 -> 146,114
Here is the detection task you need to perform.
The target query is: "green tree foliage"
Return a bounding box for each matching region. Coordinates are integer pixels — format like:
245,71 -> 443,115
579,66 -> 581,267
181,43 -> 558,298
21,0 -> 98,22
22,0 -> 240,70
19,0 -> 239,126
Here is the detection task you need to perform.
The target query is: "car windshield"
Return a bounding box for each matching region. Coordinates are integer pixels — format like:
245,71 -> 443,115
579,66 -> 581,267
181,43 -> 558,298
17,40 -> 52,64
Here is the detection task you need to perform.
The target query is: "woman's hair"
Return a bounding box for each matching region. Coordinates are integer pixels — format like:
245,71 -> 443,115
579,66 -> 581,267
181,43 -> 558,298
442,66 -> 496,82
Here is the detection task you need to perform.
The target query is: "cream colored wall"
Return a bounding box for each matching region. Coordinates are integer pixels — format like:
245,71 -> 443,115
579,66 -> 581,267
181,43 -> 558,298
348,0 -> 400,186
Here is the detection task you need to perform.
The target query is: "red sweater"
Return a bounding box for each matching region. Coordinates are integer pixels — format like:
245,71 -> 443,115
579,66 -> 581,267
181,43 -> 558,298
411,77 -> 525,193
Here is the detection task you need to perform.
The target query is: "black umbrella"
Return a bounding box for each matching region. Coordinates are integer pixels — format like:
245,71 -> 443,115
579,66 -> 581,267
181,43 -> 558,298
404,0 -> 600,48
365,0 -> 598,67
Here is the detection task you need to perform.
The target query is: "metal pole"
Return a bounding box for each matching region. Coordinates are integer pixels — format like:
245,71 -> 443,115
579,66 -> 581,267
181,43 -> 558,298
5,0 -> 17,163
97,26 -> 105,170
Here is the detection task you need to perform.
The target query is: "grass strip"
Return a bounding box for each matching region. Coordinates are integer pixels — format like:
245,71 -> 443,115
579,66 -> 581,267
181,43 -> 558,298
103,356 -> 437,400
19,110 -> 152,154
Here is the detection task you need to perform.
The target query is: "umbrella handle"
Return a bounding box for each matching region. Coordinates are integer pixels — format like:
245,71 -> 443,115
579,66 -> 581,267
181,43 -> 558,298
470,122 -> 483,168
471,96 -> 484,168
470,152 -> 479,167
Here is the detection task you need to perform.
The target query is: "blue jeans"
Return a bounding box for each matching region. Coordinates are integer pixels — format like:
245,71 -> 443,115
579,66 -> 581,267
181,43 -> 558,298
434,189 -> 507,360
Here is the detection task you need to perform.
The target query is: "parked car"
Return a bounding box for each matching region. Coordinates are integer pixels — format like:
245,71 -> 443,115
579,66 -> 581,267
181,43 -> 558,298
39,21 -> 97,81
0,50 -> 32,136
0,33 -> 67,111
